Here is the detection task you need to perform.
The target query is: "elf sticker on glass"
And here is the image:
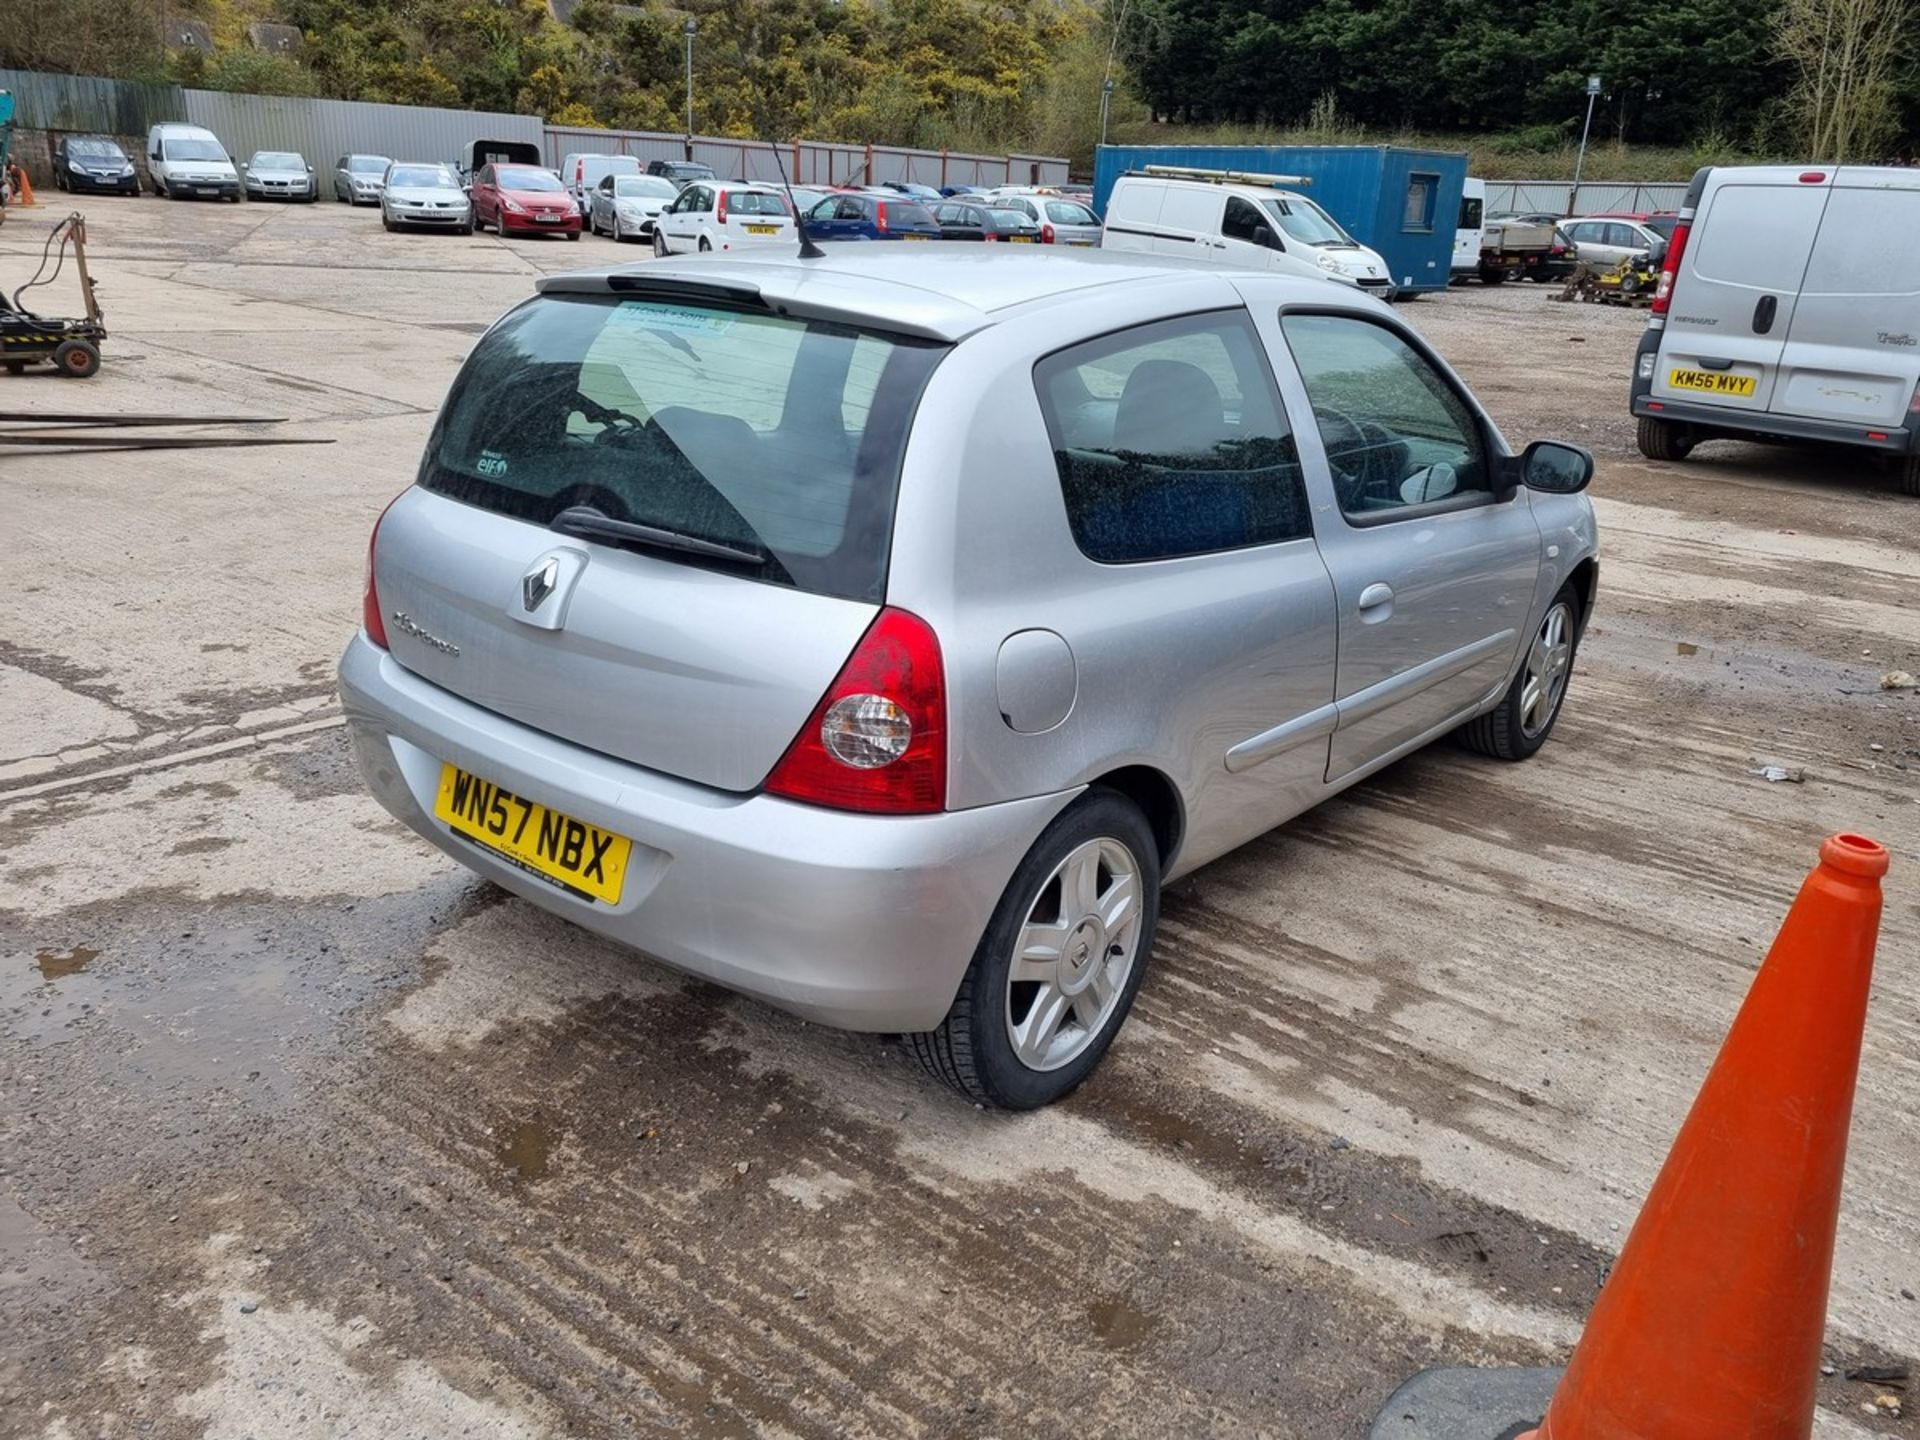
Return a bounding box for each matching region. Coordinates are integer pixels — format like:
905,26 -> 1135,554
477,449 -> 510,478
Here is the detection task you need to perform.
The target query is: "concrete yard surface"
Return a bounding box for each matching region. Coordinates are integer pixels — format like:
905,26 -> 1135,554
2,197 -> 1917,1439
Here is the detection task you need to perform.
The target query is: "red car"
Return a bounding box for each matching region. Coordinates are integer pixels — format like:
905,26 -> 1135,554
470,163 -> 581,240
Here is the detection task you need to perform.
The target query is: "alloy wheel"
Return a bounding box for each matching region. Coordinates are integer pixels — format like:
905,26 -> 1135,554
1521,601 -> 1575,739
1003,837 -> 1144,1071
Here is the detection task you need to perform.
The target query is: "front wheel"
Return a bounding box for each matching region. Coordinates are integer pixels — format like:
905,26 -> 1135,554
53,339 -> 102,379
1459,586 -> 1580,761
911,791 -> 1160,1109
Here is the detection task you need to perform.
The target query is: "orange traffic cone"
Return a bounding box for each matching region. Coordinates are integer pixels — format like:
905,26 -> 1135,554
1523,832 -> 1888,1439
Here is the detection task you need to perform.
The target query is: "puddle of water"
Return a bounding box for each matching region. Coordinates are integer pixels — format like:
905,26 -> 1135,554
1087,1295 -> 1157,1350
1675,642 -> 1699,657
33,946 -> 97,981
496,1120 -> 553,1180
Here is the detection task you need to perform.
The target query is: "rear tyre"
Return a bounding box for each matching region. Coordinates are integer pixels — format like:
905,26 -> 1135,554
1459,585 -> 1580,762
3,360 -> 27,375
1636,415 -> 1694,461
653,229 -> 668,258
1479,265 -> 1508,285
910,791 -> 1160,1110
52,339 -> 102,379
698,236 -> 712,252
1901,454 -> 1920,499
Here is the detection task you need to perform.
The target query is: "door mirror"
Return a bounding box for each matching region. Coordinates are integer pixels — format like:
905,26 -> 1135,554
1520,440 -> 1594,494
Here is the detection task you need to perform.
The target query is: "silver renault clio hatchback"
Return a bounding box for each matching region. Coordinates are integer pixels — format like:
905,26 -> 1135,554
339,248 -> 1599,1109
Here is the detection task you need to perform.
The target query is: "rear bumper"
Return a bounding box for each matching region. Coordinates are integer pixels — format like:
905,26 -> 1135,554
337,634 -> 1071,1031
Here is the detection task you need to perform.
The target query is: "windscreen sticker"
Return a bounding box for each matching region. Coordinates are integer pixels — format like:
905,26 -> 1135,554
611,301 -> 737,336
477,449 -> 510,478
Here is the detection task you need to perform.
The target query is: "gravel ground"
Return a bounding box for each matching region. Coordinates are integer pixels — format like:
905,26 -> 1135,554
2,197 -> 1916,1440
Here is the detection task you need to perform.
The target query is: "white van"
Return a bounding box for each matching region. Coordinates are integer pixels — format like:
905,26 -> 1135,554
1453,177 -> 1486,278
1100,168 -> 1395,297
559,152 -> 643,215
1631,165 -> 1920,495
146,124 -> 240,201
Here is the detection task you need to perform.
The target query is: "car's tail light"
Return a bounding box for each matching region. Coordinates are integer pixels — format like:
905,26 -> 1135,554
716,189 -> 729,224
1651,221 -> 1690,314
1908,382 -> 1920,415
764,608 -> 945,814
1042,220 -> 1056,243
985,233 -> 997,243
361,496 -> 401,649
876,203 -> 889,234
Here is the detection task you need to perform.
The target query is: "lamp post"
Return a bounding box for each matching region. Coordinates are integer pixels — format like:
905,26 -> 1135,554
1570,73 -> 1601,214
1100,78 -> 1115,147
683,18 -> 698,146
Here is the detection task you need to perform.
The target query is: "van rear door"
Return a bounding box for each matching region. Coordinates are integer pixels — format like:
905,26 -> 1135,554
1768,171 -> 1920,430
1100,179 -> 1165,255
1652,169 -> 1830,414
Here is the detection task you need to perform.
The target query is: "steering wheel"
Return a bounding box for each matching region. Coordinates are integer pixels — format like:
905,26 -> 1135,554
1313,405 -> 1406,509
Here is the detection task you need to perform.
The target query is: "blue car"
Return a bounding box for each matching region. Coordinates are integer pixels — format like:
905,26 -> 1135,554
801,191 -> 942,242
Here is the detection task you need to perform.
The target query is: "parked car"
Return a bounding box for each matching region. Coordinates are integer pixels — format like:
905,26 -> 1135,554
931,199 -> 1044,243
53,136 -> 139,196
1102,171 -> 1394,295
1488,211 -> 1566,226
1058,182 -> 1094,201
589,173 -> 679,241
560,152 -> 643,215
1559,216 -> 1668,270
646,159 -> 718,191
653,181 -> 796,255
990,192 -> 1103,247
243,150 -> 318,202
470,163 -> 582,239
784,186 -> 841,217
381,162 -> 473,233
340,247 -> 1599,1110
1583,210 -> 1681,244
801,191 -> 941,242
146,124 -> 239,201
334,154 -> 393,205
1631,164 -> 1920,495
880,181 -> 944,200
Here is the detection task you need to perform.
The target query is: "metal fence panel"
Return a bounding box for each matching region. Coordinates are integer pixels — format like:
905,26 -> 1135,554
1487,181 -> 1690,216
0,67 -> 180,136
183,90 -> 541,170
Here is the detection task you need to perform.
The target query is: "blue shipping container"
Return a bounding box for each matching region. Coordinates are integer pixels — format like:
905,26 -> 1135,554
1092,144 -> 1468,295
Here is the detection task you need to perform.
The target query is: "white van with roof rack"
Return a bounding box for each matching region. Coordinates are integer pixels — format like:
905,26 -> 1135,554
1100,166 -> 1395,298
1631,164 -> 1920,495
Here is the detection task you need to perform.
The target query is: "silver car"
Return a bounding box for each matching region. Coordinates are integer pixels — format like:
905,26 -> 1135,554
339,249 -> 1599,1109
381,163 -> 473,233
243,150 -> 317,202
334,153 -> 392,205
991,192 -> 1103,246
588,173 -> 679,242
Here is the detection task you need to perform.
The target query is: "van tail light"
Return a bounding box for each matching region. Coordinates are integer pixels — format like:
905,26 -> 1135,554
361,494 -> 403,649
876,203 -> 889,234
1651,220 -> 1690,314
716,190 -> 729,224
1908,382 -> 1920,415
764,608 -> 945,814
1042,220 -> 1056,244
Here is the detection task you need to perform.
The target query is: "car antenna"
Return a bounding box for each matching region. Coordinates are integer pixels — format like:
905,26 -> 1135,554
769,138 -> 825,260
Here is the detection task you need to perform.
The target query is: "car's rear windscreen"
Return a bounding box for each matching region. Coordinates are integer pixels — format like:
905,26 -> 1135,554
418,294 -> 948,603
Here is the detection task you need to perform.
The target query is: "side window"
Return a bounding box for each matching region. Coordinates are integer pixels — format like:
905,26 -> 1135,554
1402,173 -> 1439,232
1281,313 -> 1491,519
835,197 -> 864,221
1222,197 -> 1265,243
1034,311 -> 1310,564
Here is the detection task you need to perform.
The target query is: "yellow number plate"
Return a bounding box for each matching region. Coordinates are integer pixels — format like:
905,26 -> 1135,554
433,764 -> 632,904
1669,368 -> 1756,397
901,233 -> 931,241
1009,235 -> 1034,243
746,224 -> 777,235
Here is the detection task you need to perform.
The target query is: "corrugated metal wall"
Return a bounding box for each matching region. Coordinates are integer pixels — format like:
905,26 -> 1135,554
182,91 -> 541,169
0,68 -> 180,136
543,126 -> 1067,189
1486,181 -> 1691,216
1091,144 -> 1467,293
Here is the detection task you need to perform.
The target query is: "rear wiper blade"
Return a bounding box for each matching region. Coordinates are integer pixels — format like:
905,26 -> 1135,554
549,505 -> 768,565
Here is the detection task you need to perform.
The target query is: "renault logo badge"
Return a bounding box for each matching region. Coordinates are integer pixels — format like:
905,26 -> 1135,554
522,556 -> 560,612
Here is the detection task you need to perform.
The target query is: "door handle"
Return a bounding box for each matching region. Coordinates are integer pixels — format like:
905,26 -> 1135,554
1753,294 -> 1778,335
1358,582 -> 1395,610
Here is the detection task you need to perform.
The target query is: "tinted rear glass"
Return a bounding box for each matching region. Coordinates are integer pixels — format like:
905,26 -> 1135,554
419,295 -> 948,602
728,191 -> 790,216
887,201 -> 937,227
